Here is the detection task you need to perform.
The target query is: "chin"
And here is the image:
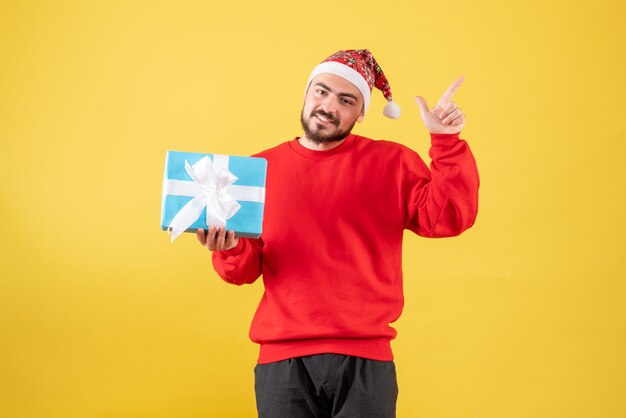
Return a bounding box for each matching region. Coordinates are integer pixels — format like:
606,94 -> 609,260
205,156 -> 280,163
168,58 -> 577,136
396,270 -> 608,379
301,112 -> 354,144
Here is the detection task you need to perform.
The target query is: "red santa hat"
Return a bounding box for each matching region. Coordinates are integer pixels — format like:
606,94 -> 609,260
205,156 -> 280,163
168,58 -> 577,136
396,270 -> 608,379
305,49 -> 400,119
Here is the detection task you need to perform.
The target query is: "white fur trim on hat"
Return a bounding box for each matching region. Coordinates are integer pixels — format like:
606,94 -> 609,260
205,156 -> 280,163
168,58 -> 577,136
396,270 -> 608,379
305,61 -> 372,114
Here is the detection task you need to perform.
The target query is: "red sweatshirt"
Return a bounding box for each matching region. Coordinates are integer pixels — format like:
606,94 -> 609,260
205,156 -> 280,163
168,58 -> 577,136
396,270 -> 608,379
212,132 -> 479,364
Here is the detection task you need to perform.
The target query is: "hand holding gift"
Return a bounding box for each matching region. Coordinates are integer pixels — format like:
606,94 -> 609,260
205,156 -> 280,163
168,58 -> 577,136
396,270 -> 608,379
196,226 -> 239,251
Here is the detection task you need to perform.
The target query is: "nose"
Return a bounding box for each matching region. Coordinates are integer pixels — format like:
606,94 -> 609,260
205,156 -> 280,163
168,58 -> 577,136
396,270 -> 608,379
319,95 -> 338,115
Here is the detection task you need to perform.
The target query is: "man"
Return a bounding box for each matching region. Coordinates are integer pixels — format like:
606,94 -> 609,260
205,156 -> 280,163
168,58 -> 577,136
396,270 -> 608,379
197,49 -> 479,417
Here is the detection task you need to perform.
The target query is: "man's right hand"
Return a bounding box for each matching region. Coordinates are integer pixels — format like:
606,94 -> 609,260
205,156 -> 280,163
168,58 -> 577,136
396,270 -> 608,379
196,226 -> 239,251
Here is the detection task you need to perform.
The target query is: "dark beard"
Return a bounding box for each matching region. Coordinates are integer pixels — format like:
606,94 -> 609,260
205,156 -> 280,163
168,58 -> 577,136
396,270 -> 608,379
300,108 -> 357,145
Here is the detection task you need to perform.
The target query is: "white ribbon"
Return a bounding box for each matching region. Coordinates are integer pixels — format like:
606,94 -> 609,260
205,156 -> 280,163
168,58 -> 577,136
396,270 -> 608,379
162,155 -> 265,242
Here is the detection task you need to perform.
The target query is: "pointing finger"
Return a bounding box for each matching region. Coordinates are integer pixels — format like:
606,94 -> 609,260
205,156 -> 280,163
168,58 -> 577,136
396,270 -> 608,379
438,76 -> 464,105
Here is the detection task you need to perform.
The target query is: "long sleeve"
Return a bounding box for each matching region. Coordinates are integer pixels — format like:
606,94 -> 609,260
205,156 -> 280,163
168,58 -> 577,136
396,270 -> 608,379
211,236 -> 264,285
404,132 -> 480,237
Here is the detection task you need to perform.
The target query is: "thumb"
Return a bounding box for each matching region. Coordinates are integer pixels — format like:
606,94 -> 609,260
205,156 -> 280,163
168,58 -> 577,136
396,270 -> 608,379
414,96 -> 429,115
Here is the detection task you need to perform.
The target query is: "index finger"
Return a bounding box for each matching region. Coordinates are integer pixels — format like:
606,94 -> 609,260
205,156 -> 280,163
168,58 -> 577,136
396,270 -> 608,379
438,76 -> 464,104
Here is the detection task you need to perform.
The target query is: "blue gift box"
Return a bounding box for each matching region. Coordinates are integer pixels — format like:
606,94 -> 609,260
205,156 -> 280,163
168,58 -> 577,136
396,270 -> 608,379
161,150 -> 267,241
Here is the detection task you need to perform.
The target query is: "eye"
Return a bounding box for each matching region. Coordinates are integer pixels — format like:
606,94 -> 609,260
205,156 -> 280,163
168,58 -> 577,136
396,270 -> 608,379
341,98 -> 354,106
316,89 -> 327,95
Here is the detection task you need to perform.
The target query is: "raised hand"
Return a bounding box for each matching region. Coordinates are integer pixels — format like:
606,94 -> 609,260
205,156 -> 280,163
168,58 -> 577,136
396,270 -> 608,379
197,226 -> 239,251
414,76 -> 466,134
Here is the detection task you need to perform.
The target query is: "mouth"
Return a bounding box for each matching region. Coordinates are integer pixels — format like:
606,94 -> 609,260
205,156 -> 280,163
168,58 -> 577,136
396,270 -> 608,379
313,113 -> 338,126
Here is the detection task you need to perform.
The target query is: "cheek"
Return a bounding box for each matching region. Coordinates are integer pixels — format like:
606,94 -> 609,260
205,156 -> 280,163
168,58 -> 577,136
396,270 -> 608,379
302,100 -> 316,117
339,109 -> 360,126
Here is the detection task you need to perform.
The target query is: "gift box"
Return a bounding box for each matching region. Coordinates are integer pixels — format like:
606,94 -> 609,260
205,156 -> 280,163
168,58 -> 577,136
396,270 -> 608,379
161,150 -> 267,242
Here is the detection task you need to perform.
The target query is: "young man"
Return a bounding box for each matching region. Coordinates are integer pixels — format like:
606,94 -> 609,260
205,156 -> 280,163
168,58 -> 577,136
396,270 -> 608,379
197,49 -> 479,418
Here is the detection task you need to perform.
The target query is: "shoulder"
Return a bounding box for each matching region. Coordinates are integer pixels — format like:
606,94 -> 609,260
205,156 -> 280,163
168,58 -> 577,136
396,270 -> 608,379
251,140 -> 292,160
353,134 -> 420,160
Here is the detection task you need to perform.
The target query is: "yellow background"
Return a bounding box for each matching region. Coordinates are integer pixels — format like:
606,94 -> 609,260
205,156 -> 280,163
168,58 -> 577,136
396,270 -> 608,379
1,0 -> 624,417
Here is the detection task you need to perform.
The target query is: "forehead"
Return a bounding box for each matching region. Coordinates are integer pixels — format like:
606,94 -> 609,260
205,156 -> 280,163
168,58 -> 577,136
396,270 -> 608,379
309,73 -> 363,102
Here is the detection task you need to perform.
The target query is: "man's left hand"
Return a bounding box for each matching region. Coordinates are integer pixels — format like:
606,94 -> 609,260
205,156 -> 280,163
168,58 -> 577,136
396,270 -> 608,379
414,76 -> 466,134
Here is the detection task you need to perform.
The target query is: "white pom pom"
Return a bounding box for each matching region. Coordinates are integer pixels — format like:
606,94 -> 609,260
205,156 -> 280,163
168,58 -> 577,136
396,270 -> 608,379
383,100 -> 401,119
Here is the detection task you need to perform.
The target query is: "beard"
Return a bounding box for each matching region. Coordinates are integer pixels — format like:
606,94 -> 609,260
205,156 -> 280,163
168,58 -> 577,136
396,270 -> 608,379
300,108 -> 357,145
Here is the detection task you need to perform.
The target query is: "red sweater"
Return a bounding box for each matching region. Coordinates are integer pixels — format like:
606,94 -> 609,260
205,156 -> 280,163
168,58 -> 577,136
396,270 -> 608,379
212,132 -> 479,364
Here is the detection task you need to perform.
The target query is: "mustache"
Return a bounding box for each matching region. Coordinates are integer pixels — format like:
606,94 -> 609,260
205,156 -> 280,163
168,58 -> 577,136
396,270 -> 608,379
311,110 -> 339,125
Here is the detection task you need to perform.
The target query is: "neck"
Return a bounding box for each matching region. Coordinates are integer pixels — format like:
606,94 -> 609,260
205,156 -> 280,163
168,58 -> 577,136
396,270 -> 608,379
299,134 -> 349,151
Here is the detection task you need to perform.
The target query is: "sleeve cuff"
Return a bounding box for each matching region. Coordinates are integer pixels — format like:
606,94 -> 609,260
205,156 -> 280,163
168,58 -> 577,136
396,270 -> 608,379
430,132 -> 461,141
216,237 -> 245,256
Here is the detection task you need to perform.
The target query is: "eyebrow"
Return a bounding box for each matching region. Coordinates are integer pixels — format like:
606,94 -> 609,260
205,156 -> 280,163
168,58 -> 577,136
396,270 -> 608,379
314,82 -> 359,101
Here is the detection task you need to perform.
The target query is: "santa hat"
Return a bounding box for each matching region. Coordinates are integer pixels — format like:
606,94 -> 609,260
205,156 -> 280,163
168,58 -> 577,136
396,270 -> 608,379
305,49 -> 400,119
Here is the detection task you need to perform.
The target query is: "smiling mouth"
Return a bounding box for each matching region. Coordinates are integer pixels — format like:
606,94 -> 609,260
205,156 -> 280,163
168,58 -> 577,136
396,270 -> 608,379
313,110 -> 339,125
313,113 -> 338,126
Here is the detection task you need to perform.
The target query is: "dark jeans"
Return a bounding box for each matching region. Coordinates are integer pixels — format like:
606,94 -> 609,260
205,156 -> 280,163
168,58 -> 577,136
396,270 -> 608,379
255,354 -> 398,418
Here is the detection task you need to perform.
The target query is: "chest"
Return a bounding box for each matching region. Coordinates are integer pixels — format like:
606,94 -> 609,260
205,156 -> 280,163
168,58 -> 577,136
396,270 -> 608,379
263,156 -> 403,228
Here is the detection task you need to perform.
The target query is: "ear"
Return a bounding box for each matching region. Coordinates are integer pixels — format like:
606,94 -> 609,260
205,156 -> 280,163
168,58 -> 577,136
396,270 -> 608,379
357,114 -> 364,123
